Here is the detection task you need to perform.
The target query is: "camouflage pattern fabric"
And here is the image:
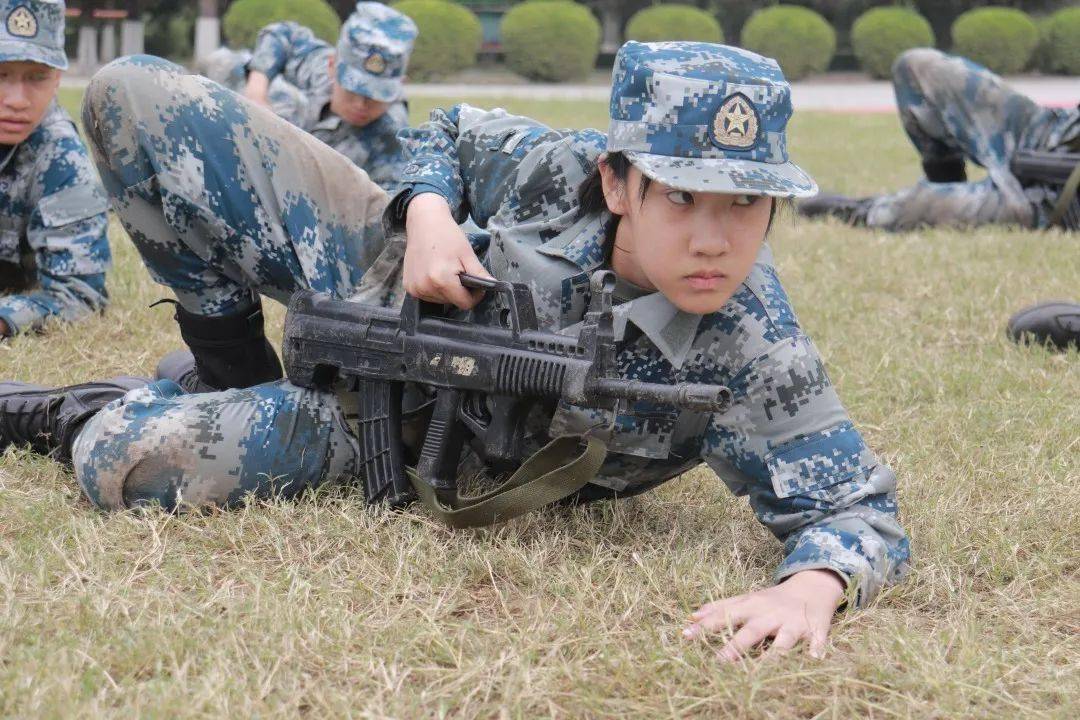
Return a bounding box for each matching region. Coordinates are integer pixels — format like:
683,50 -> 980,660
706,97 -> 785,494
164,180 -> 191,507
862,49 -> 1079,231
245,20 -> 410,193
0,102 -> 110,333
333,1 -> 416,103
0,0 -> 68,69
75,49 -> 908,607
607,41 -> 816,197
82,55 -> 389,317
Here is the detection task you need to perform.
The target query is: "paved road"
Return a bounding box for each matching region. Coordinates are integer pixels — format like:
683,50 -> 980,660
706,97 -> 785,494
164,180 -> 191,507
62,74 -> 1076,113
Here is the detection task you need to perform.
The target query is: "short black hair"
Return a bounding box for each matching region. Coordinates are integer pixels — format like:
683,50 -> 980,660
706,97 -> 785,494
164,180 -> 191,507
578,152 -> 781,245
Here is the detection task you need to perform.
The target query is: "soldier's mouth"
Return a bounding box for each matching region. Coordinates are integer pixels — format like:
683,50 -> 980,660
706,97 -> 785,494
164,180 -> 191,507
0,119 -> 31,131
685,271 -> 727,291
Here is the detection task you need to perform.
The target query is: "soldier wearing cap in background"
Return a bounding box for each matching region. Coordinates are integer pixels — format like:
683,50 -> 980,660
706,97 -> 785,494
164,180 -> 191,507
0,41 -> 909,661
203,1 -> 416,194
0,0 -> 109,338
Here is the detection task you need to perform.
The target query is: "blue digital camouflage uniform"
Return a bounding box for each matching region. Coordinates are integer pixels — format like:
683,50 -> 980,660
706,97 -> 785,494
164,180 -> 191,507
860,49 -> 1079,231
212,2 -> 417,194
0,0 -> 110,334
75,43 -> 908,608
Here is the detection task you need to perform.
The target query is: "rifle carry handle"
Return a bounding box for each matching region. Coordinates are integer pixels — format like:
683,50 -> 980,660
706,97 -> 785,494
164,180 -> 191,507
458,273 -> 539,337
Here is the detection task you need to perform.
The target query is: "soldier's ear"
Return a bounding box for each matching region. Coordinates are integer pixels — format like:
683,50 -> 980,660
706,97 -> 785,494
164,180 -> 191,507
598,156 -> 630,216
327,54 -> 336,75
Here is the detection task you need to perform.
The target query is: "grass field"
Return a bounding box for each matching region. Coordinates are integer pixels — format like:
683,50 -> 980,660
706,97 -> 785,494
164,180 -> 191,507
0,89 -> 1076,718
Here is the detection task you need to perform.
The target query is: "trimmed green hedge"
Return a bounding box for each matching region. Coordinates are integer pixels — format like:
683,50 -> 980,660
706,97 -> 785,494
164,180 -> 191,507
625,4 -> 723,44
223,0 -> 341,49
393,0 -> 482,81
951,7 -> 1038,76
739,5 -> 835,81
851,7 -> 935,79
1041,7 -> 1080,75
501,1 -> 601,82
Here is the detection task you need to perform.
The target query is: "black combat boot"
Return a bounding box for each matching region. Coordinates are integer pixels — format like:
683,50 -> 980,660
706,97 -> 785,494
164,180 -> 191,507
796,193 -> 873,225
922,157 -> 967,184
1007,301 -> 1080,350
0,377 -> 149,463
156,301 -> 283,393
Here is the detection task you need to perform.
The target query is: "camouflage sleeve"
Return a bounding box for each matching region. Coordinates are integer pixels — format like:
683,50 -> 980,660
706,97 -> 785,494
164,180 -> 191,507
0,136 -> 110,334
249,21 -> 333,93
702,334 -> 910,608
395,104 -> 572,227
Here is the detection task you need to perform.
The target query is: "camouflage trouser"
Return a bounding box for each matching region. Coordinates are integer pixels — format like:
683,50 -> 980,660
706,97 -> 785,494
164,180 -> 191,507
72,55 -> 393,510
863,49 -> 1053,231
83,55 -> 389,316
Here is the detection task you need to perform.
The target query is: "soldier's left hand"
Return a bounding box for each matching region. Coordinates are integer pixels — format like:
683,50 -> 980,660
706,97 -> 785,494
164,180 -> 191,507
682,568 -> 845,661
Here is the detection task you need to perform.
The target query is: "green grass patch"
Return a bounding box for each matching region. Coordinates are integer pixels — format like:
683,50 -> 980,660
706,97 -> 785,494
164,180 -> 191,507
1,92 -> 1077,717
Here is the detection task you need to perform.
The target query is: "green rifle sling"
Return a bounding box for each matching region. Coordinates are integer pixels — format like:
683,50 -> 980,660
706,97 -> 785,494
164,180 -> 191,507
406,435 -> 608,529
1049,159 -> 1080,228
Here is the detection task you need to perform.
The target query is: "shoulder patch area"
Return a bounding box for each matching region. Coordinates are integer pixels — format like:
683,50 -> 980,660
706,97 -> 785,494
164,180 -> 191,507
38,182 -> 109,228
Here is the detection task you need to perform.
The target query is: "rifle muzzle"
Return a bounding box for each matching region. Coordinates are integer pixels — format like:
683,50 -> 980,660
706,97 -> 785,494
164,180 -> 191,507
592,379 -> 734,413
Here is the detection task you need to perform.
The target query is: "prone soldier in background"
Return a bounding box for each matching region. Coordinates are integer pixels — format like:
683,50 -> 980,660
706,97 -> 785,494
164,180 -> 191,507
200,1 -> 416,194
0,42 -> 909,660
0,0 -> 110,338
799,48 -> 1079,233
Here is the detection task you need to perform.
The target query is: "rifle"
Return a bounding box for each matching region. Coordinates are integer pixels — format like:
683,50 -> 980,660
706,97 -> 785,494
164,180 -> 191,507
282,270 -> 733,527
1010,149 -> 1080,228
1010,149 -> 1079,186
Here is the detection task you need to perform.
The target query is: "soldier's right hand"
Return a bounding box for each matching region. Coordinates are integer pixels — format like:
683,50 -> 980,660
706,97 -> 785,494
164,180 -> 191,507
243,71 -> 272,108
404,193 -> 492,310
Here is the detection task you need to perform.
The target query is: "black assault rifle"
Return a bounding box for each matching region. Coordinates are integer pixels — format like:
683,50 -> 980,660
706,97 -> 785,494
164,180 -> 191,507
282,271 -> 733,525
1011,149 -> 1080,228
1010,149 -> 1079,186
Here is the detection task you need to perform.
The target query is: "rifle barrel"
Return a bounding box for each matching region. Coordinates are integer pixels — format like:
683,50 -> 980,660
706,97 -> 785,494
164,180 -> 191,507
592,378 -> 733,413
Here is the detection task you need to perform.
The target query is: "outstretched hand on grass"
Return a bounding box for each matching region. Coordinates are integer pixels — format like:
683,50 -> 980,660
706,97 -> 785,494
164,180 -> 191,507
404,193 -> 493,310
684,568 -> 846,661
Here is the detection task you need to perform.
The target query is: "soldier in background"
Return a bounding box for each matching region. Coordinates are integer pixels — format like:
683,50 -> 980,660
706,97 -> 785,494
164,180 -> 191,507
799,49 -> 1078,232
0,42 -> 909,661
0,0 -> 110,338
200,1 -> 416,194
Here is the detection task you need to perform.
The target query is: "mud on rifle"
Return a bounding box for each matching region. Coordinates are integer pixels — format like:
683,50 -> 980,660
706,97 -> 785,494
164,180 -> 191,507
282,271 -> 733,525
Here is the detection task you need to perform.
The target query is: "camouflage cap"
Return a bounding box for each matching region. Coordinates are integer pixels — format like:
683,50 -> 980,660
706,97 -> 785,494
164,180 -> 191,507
335,1 -> 417,103
0,0 -> 67,70
607,41 -> 816,198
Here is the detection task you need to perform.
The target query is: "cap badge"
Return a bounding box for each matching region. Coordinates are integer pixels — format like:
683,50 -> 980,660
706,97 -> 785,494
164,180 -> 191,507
363,51 -> 387,75
711,93 -> 759,150
6,6 -> 38,38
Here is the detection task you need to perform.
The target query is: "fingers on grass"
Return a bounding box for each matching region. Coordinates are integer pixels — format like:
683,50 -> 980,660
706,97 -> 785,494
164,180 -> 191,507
763,628 -> 800,658
692,601 -> 750,634
808,627 -> 829,659
718,619 -> 778,663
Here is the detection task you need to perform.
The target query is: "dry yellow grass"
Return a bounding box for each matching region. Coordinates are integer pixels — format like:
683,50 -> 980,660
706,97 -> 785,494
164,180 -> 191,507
0,92 -> 1076,718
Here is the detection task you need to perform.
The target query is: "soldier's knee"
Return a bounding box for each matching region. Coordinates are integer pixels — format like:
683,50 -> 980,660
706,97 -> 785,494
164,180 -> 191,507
71,391 -> 188,513
892,47 -> 946,83
84,56 -> 185,122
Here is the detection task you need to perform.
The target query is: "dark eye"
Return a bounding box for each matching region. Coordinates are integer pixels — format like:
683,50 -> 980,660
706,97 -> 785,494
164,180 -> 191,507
667,190 -> 694,206
733,194 -> 760,207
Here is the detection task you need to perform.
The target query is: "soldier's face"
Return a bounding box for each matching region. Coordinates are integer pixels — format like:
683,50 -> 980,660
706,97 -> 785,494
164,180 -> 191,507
0,61 -> 60,144
602,164 -> 771,315
327,55 -> 392,127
